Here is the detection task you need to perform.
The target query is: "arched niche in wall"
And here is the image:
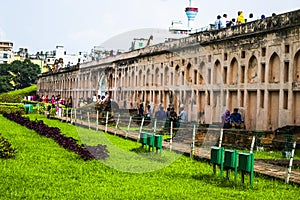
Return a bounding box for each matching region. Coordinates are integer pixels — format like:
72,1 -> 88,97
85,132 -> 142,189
131,70 -> 135,86
269,52 -> 280,83
98,76 -> 106,97
155,67 -> 159,86
230,58 -> 238,84
146,69 -> 151,86
175,65 -> 180,86
293,50 -> 300,82
248,55 -> 258,83
199,61 -> 205,85
213,60 -> 222,84
186,63 -> 192,84
164,66 -> 169,86
138,69 -> 142,86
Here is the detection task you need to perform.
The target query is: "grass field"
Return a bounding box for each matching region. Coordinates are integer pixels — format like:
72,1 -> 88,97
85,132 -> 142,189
0,114 -> 300,199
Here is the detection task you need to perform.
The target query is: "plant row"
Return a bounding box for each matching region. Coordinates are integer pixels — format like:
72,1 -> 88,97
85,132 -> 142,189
3,113 -> 109,161
0,134 -> 16,159
0,103 -> 25,115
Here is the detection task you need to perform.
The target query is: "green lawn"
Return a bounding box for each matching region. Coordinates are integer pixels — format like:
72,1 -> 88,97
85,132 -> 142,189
0,114 -> 299,200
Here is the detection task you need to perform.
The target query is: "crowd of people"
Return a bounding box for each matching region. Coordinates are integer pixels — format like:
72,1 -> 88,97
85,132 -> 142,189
29,92 -> 245,130
213,11 -> 276,30
136,103 -> 189,129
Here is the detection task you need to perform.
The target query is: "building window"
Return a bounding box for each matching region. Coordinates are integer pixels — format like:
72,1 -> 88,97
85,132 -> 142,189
261,63 -> 266,83
224,53 -> 228,61
262,48 -> 266,57
241,51 -> 246,59
194,70 -> 197,84
283,90 -> 288,109
260,90 -> 265,108
223,67 -> 227,84
208,55 -> 212,62
240,90 -> 244,107
285,45 -> 290,54
240,65 -> 245,83
207,91 -> 211,106
208,69 -> 211,84
223,90 -> 227,106
284,62 -> 289,83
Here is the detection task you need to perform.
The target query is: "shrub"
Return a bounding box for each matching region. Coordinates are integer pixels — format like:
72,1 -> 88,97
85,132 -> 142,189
0,85 -> 37,103
0,136 -> 16,158
0,103 -> 25,115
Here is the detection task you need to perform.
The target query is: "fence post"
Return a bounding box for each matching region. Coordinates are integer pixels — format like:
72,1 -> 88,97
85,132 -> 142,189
61,108 -> 64,122
285,141 -> 297,184
74,109 -> 77,124
66,108 -> 68,123
70,109 -> 73,124
87,112 -> 90,129
191,124 -> 196,157
105,111 -> 109,133
138,117 -> 145,141
115,114 -> 120,135
218,128 -> 224,148
96,111 -> 99,131
153,118 -> 157,133
80,111 -> 82,125
126,116 -> 132,138
250,136 -> 256,154
170,121 -> 173,151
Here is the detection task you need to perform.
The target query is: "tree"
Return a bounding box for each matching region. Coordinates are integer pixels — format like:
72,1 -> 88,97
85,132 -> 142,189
0,59 -> 41,93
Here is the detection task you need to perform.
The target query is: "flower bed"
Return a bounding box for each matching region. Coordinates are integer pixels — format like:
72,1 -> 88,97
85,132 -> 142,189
0,135 -> 16,158
3,113 -> 108,161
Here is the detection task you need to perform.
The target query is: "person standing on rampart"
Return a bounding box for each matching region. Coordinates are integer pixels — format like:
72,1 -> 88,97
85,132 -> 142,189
237,11 -> 246,24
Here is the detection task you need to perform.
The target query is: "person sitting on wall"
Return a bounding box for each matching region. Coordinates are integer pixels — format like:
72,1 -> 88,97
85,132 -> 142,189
221,109 -> 232,128
230,108 -> 242,129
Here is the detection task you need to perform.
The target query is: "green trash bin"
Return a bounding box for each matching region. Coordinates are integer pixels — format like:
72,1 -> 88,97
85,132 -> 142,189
147,133 -> 155,152
24,104 -> 33,113
28,104 -> 33,113
211,147 -> 224,178
139,132 -> 148,147
238,152 -> 254,187
224,149 -> 238,182
154,134 -> 163,154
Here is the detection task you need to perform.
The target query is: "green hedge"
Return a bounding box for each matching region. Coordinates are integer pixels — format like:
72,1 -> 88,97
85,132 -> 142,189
0,104 -> 25,115
0,85 -> 37,103
0,135 -> 16,159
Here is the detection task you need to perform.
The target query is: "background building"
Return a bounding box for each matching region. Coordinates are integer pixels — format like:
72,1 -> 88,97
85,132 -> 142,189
0,41 -> 14,64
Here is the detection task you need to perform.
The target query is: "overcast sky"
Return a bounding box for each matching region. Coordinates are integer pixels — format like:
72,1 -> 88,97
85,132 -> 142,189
0,0 -> 299,54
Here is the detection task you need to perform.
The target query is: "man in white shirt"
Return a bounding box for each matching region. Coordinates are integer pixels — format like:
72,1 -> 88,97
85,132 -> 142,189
221,14 -> 229,28
179,105 -> 188,123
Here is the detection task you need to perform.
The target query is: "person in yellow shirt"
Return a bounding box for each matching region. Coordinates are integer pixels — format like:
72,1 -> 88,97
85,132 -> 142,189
237,11 -> 245,24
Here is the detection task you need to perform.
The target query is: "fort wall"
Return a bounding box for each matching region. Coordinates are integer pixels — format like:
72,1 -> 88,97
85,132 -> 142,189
37,9 -> 300,131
